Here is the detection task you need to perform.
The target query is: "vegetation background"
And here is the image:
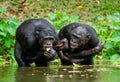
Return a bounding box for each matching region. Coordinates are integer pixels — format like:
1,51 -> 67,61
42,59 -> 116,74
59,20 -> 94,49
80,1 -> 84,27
0,0 -> 120,65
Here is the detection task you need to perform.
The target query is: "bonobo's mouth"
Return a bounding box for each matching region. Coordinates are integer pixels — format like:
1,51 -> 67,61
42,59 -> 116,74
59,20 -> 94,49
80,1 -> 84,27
70,44 -> 78,49
43,46 -> 52,50
45,47 -> 51,51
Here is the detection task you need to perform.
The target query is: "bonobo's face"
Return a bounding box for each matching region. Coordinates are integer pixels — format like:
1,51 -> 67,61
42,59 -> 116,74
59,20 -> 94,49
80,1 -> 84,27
70,27 -> 90,49
35,29 -> 55,50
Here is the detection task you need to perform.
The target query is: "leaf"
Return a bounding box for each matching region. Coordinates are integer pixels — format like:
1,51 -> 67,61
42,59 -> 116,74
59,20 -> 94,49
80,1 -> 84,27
7,17 -> 19,26
6,25 -> 16,36
107,50 -> 117,56
114,42 -> 120,48
105,41 -> 114,49
62,16 -> 69,21
110,54 -> 120,65
70,16 -> 79,22
113,13 -> 120,22
0,20 -> 7,31
99,36 -> 105,41
107,15 -> 114,22
102,55 -> 110,61
0,6 -> 7,14
0,31 -> 6,37
109,24 -> 120,30
4,37 -> 12,48
55,12 -> 62,19
110,30 -> 120,41
0,58 -> 4,62
9,48 -> 14,56
48,13 -> 56,20
109,37 -> 120,42
97,15 -> 105,21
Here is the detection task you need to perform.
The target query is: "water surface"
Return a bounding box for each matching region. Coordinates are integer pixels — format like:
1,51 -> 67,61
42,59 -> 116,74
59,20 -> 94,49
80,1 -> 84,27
0,65 -> 120,82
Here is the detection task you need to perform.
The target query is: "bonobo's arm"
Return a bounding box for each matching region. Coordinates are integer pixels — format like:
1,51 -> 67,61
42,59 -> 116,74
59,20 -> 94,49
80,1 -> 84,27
30,50 -> 45,60
53,38 -> 84,63
70,42 -> 104,58
58,41 -> 104,63
14,42 -> 26,67
58,51 -> 85,63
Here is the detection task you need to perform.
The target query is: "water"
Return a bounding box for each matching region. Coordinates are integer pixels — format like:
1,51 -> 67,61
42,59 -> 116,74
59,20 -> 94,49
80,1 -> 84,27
0,65 -> 120,82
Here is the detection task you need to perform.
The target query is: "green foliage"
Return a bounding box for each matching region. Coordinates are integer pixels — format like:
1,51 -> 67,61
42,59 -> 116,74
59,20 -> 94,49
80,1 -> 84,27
0,2 -> 120,65
110,54 -> 120,65
93,12 -> 120,64
47,12 -> 79,30
0,6 -> 7,14
0,6 -> 19,63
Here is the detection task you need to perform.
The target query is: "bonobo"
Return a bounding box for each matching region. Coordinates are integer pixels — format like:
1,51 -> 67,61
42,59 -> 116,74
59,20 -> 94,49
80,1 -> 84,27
14,18 -> 59,67
58,23 -> 104,65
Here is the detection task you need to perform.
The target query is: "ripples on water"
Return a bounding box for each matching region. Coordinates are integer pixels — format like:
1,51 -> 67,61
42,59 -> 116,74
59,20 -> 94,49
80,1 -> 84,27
0,65 -> 120,82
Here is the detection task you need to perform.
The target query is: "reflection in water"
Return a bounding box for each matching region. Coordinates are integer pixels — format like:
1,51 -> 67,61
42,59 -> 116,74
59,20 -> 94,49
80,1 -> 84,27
15,67 -> 47,82
0,65 -> 120,82
15,66 -> 96,82
46,65 -> 97,82
0,66 -> 17,82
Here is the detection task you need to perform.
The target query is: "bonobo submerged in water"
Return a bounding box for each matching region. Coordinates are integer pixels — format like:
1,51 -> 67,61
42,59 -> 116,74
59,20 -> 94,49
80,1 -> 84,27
58,23 -> 104,65
14,18 -> 60,67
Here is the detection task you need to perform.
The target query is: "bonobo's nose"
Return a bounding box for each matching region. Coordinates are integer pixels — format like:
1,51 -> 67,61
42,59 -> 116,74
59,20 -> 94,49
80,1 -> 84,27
71,39 -> 77,43
43,43 -> 52,49
46,42 -> 52,46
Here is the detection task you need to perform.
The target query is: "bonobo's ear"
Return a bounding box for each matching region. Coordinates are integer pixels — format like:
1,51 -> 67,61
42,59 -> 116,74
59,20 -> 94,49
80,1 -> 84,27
35,30 -> 39,38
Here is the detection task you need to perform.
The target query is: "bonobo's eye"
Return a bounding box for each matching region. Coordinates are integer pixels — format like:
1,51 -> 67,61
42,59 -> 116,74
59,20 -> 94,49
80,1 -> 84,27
86,34 -> 91,39
44,36 -> 54,41
39,38 -> 44,42
36,31 -> 39,34
72,33 -> 81,39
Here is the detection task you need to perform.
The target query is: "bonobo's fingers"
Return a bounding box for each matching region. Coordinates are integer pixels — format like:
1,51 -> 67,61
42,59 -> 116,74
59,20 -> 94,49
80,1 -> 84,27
59,51 -> 85,63
96,41 -> 104,51
92,41 -> 104,53
53,38 -> 68,50
59,51 -> 69,60
66,54 -> 84,63
59,38 -> 68,46
71,59 -> 84,63
59,38 -> 68,49
44,48 -> 57,59
99,41 -> 104,48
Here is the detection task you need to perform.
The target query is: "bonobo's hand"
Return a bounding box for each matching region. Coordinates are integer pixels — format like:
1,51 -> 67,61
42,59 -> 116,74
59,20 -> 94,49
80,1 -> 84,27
91,41 -> 104,54
44,48 -> 57,61
59,38 -> 68,50
53,38 -> 68,51
59,51 -> 84,63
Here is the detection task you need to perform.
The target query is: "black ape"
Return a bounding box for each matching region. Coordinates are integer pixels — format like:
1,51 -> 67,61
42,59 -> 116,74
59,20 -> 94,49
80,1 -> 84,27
58,23 -> 104,65
14,18 -> 59,67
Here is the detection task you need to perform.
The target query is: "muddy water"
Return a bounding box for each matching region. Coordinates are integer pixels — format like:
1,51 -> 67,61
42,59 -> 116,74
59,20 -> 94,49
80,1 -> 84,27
0,65 -> 120,82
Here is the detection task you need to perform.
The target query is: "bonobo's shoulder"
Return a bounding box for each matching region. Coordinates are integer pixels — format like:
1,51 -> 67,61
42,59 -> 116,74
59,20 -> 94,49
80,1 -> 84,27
63,23 -> 81,29
77,24 -> 93,28
23,18 -> 47,22
21,18 -> 50,25
60,23 -> 80,32
23,18 -> 55,29
62,23 -> 92,30
61,22 -> 95,32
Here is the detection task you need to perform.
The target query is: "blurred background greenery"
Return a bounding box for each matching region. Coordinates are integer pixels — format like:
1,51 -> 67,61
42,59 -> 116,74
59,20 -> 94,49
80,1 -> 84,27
0,0 -> 120,65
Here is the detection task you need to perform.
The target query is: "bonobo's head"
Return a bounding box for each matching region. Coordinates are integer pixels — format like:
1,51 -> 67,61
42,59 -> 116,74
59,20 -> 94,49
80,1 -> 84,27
70,27 -> 91,49
35,28 -> 55,50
